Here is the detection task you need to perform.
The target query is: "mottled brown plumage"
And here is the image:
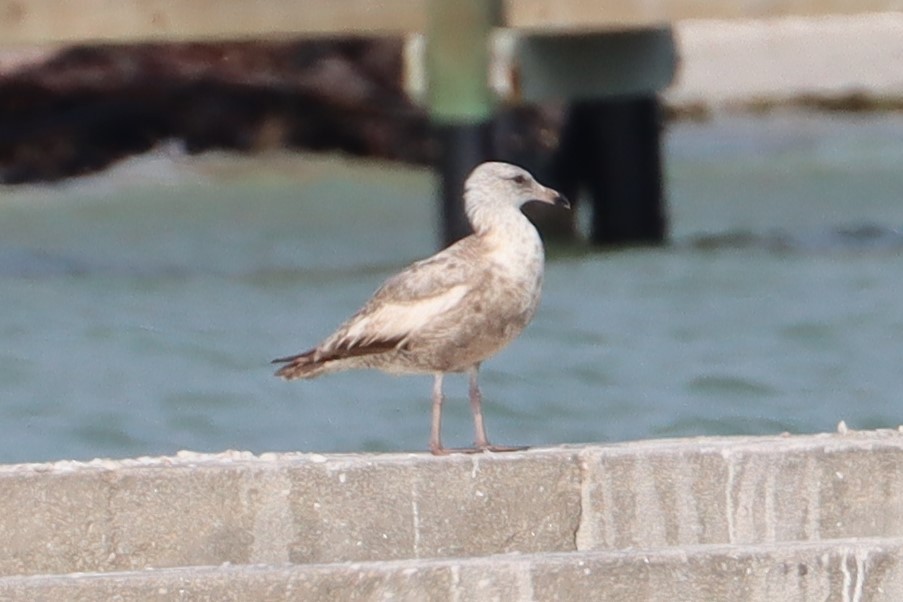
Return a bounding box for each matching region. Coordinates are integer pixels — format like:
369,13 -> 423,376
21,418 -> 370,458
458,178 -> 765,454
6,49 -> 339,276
273,162 -> 568,454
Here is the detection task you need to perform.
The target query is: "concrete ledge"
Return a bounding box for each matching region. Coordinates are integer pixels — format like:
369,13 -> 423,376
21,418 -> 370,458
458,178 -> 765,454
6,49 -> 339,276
3,429 -> 903,581
2,538 -> 902,601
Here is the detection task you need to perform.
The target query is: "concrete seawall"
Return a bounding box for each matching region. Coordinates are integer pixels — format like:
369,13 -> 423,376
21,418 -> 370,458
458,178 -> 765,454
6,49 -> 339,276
3,429 -> 903,600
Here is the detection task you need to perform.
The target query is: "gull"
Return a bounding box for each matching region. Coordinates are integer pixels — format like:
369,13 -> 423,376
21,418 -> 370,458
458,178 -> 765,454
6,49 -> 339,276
272,161 -> 569,455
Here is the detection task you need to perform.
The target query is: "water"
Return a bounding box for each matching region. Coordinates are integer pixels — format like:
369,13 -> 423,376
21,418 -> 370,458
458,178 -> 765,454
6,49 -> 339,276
2,112 -> 903,463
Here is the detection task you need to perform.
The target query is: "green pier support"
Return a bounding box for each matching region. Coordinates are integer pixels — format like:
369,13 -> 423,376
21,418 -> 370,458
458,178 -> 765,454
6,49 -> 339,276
426,0 -> 499,245
425,4 -> 676,247
517,28 -> 676,246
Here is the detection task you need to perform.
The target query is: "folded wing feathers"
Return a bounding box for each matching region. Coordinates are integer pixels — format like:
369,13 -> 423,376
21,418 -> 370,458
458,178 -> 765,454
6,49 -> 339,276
321,241 -> 479,353
274,240 -> 480,379
325,283 -> 469,354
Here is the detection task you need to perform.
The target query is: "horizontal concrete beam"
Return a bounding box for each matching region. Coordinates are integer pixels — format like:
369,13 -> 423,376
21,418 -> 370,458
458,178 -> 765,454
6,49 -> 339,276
0,0 -> 900,45
3,429 -> 903,578
2,538 -> 902,601
0,0 -> 428,45
504,0 -> 903,32
0,448 -> 582,576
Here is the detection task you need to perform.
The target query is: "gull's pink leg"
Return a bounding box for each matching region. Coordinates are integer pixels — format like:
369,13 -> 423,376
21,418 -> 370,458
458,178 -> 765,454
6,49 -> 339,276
469,364 -> 528,453
430,373 -> 448,455
430,371 -> 487,455
469,363 -> 490,448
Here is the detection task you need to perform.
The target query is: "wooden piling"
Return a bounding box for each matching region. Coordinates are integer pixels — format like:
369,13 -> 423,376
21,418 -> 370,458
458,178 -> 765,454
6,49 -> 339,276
550,96 -> 667,246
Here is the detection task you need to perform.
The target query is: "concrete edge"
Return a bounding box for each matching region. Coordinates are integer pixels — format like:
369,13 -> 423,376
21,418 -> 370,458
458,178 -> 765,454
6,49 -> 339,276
4,427 -> 902,475
2,537 -> 902,601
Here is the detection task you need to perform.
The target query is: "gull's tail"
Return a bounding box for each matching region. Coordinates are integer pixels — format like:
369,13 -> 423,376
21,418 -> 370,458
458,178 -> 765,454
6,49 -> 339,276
272,349 -> 328,380
273,338 -> 403,380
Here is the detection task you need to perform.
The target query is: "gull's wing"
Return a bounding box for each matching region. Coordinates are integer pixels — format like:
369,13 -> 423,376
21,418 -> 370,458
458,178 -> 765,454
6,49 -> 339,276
314,237 -> 484,359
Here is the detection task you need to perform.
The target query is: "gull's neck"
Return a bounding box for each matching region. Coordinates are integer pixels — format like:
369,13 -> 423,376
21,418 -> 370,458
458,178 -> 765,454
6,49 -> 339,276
465,191 -> 531,237
465,192 -> 545,279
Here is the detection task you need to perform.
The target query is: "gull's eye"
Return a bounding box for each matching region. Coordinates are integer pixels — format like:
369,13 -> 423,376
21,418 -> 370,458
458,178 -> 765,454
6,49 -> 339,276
511,174 -> 528,185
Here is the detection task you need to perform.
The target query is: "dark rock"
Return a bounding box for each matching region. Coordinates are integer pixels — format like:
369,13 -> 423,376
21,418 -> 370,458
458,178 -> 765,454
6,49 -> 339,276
0,40 -> 433,182
0,39 -> 560,184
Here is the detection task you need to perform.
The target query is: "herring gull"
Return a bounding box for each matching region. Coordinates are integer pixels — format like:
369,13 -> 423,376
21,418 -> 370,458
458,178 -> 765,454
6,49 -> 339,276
272,161 -> 569,455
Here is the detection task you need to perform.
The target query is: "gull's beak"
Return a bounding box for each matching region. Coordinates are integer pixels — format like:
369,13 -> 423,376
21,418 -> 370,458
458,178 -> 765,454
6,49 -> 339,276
538,185 -> 570,210
552,191 -> 570,210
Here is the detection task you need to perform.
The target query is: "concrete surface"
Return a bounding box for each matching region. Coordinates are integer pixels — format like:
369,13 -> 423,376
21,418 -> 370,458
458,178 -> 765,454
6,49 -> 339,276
2,0 -> 900,46
2,429 -> 903,600
666,13 -> 903,109
2,538 -> 902,601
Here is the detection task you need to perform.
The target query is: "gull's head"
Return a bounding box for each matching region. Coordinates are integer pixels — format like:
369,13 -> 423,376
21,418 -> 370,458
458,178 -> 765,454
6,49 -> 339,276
465,162 -> 570,212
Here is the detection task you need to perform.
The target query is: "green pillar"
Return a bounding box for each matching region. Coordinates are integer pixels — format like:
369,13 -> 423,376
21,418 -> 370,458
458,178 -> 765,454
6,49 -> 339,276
426,0 -> 497,122
426,0 -> 499,245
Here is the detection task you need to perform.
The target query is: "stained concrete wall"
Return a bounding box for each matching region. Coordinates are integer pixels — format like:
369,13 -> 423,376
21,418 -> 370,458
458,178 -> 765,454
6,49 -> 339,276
2,429 -> 903,600
3,539 -> 903,602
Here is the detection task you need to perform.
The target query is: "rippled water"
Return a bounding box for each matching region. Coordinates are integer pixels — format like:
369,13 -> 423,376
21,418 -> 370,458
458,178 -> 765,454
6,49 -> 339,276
2,111 -> 902,463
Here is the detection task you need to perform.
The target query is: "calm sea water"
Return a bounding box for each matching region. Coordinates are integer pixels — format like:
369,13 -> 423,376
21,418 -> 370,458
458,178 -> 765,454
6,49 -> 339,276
2,111 -> 903,463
